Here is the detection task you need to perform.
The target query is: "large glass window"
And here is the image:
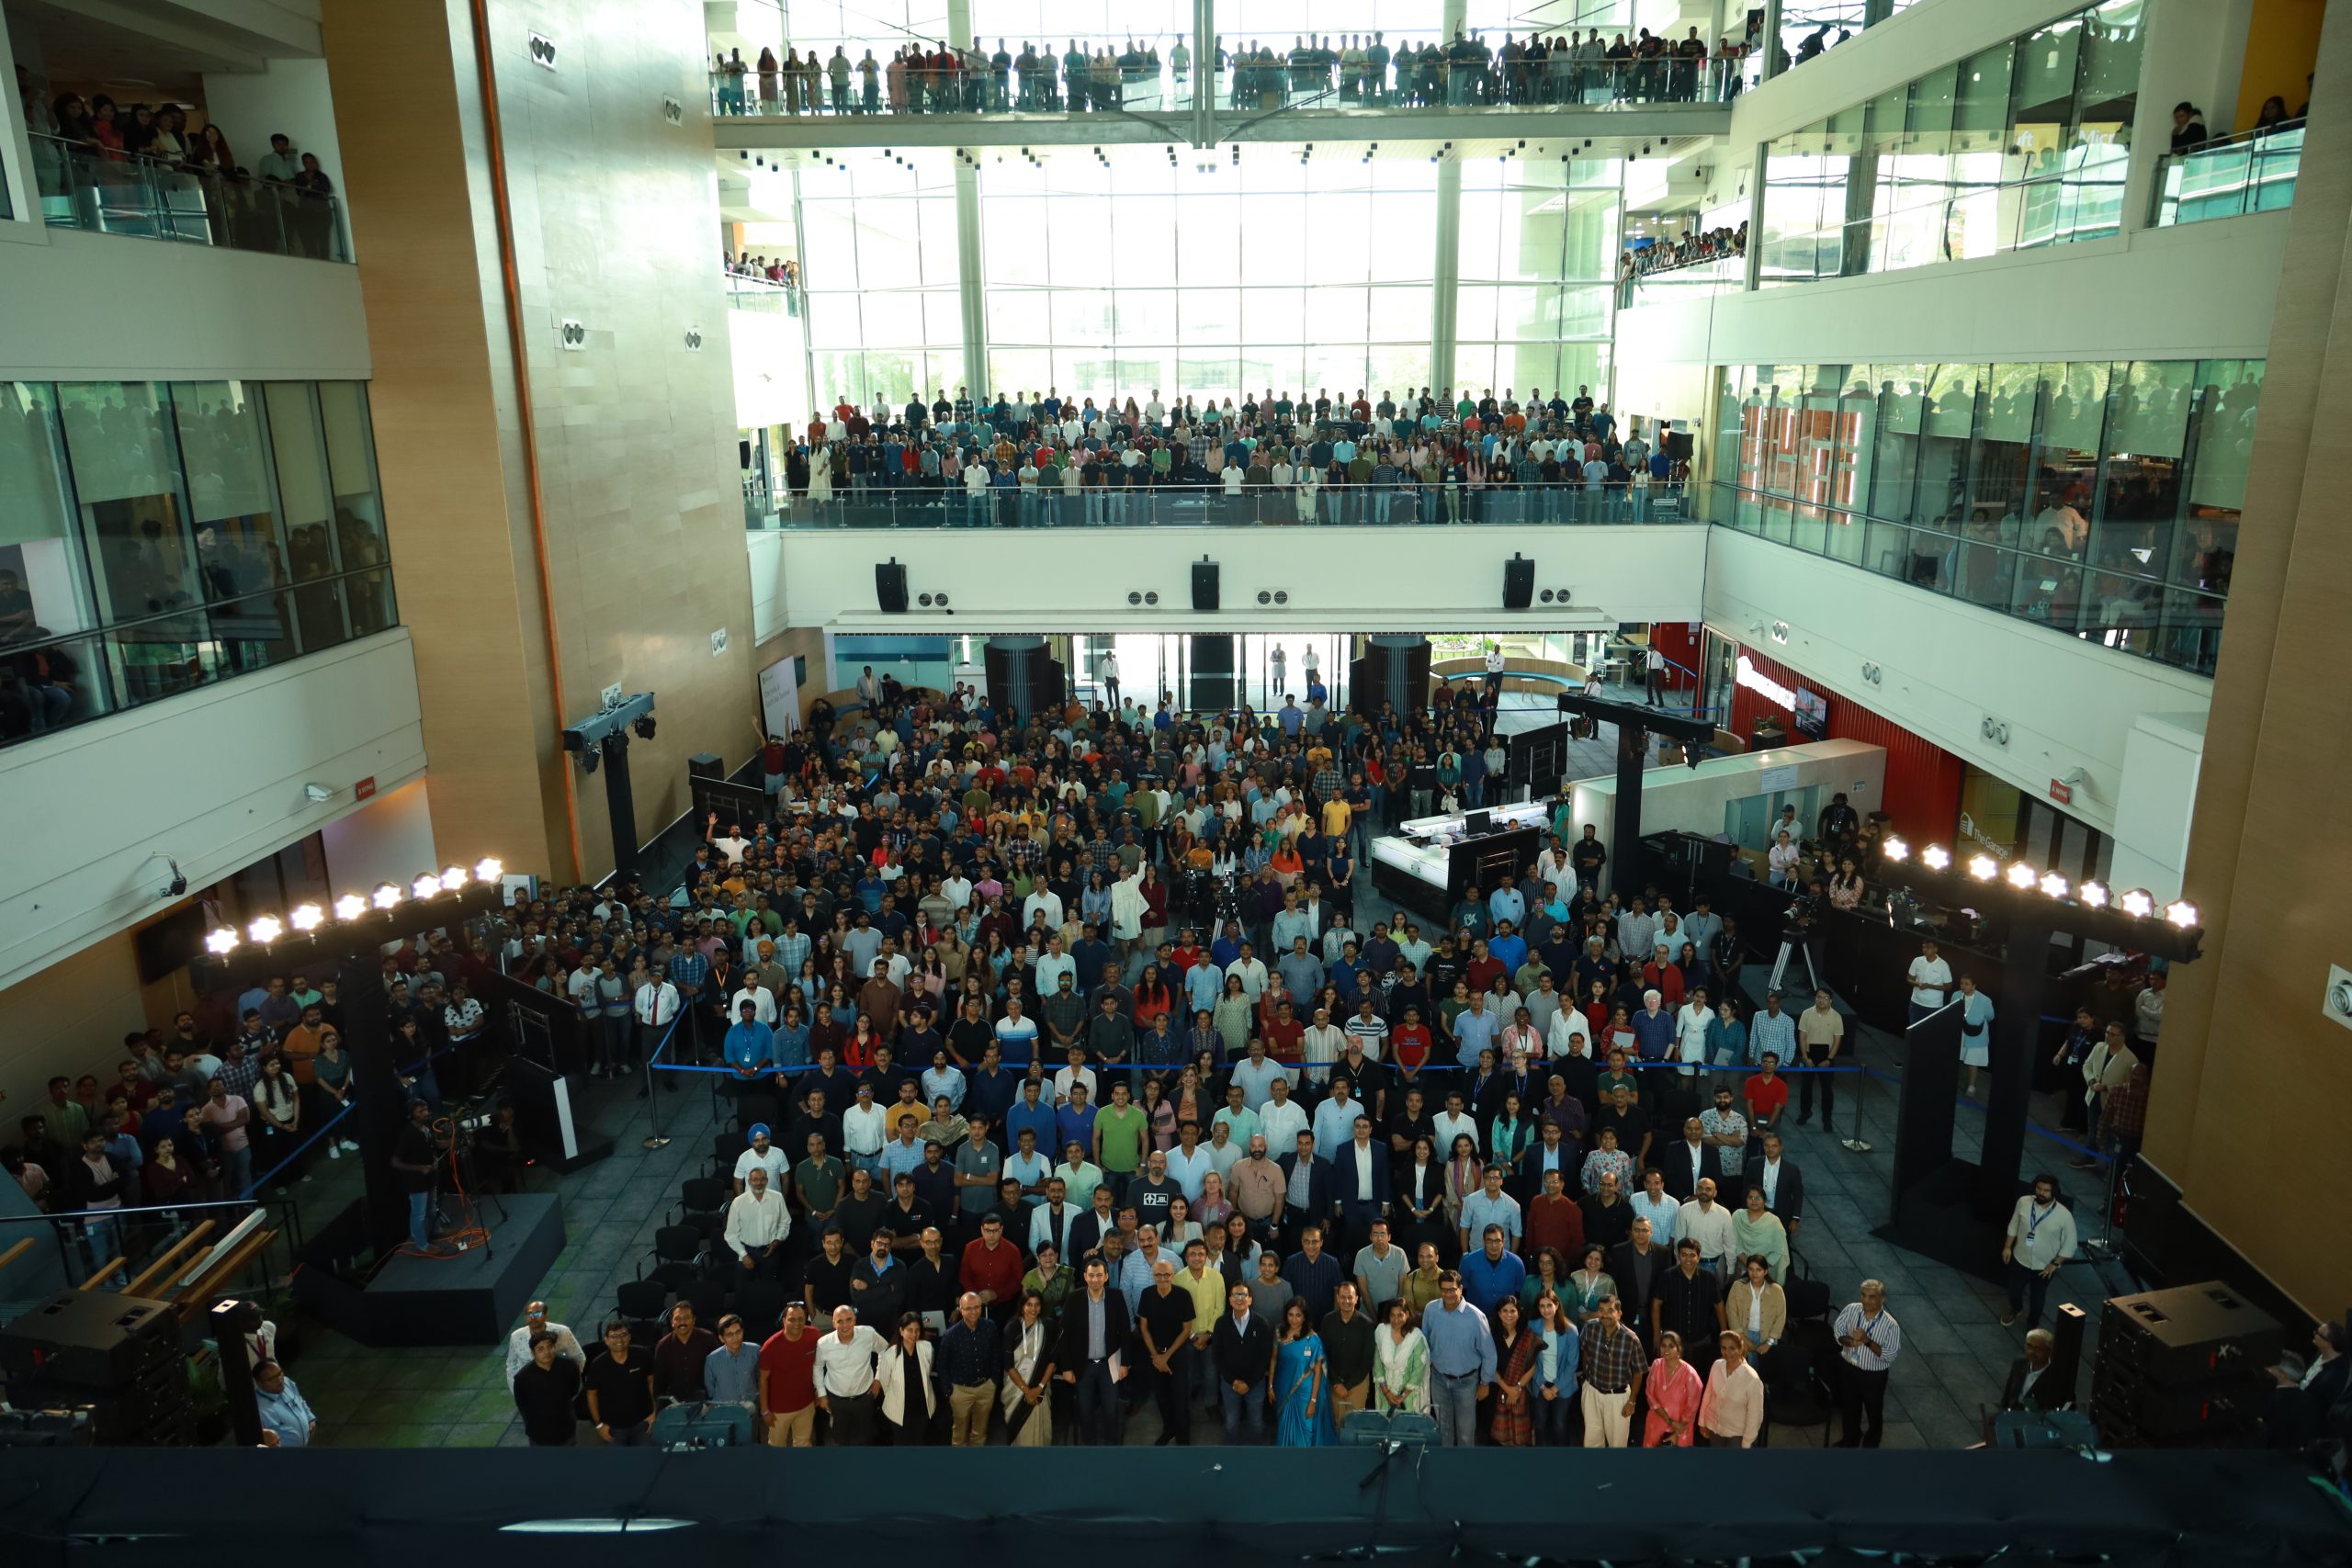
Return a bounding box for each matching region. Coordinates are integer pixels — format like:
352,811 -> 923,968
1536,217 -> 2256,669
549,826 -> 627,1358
0,378 -> 396,746
800,151 -> 966,406
1757,0 -> 2142,285
1708,355 -> 2255,673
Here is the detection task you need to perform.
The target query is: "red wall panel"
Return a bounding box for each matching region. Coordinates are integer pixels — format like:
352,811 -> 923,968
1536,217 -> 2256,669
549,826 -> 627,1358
1650,622 -> 1702,695
1725,645 -> 1963,839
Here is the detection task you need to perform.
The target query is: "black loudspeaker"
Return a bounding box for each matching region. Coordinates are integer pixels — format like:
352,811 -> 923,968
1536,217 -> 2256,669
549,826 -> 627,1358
875,559 -> 909,613
1502,554 -> 1534,609
687,753 -> 723,781
1192,558 -> 1219,612
2089,1282 -> 2279,1447
1666,431 -> 1695,461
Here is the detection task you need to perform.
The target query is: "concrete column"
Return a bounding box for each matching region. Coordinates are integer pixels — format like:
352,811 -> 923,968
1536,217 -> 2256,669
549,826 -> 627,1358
0,15 -> 38,235
955,158 -> 989,392
2124,0 -> 2246,233
946,0 -> 973,51
1430,159 -> 1463,393
1192,0 -> 1215,148
1759,0 -> 1783,81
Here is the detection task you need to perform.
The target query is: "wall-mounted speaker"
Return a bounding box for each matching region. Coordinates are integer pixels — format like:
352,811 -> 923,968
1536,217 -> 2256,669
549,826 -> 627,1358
1192,558 -> 1220,612
1502,554 -> 1534,610
875,559 -> 909,613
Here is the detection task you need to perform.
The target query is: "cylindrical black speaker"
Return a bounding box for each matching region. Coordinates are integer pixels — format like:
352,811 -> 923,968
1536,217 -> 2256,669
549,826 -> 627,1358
1503,555 -> 1535,609
1192,558 -> 1220,612
875,560 -> 909,613
687,753 -> 724,780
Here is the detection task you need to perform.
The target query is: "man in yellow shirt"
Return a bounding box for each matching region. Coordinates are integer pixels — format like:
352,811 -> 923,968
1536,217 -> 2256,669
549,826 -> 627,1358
1322,793 -> 1352,840
1175,1236 -> 1227,1413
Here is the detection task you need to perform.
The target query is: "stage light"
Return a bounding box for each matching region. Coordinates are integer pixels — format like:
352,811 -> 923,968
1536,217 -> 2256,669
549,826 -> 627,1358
1921,845 -> 1951,872
412,874 -> 444,899
1967,854 -> 1998,882
475,858 -> 504,884
1881,836 -> 1908,862
2118,887 -> 2155,919
442,865 -> 469,889
371,883 -> 402,910
334,893 -> 368,921
2005,862 -> 2037,891
246,915 -> 283,944
2163,898 -> 2198,928
205,927 -> 240,955
2077,880 -> 2110,909
2038,873 -> 2069,899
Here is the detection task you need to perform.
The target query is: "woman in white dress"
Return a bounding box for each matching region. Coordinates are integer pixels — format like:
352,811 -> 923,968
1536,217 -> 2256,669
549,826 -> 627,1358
1374,1297 -> 1430,1415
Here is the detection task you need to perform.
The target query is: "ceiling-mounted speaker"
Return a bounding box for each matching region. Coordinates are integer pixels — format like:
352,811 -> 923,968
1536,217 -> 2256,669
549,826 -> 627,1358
875,558 -> 909,614
1503,554 -> 1534,610
1192,558 -> 1219,612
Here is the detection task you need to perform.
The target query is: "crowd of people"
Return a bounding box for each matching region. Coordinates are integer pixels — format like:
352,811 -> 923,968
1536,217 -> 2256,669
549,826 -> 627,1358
18,69 -> 339,258
454,672 -> 2102,1451
726,252 -> 800,290
711,28 -> 1757,118
1622,222 -> 1747,286
769,384 -> 1688,526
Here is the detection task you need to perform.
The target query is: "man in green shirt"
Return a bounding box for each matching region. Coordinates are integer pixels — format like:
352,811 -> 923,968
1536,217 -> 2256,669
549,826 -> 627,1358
1212,1081 -> 1261,1150
1094,1078 -> 1148,1199
792,1136 -> 846,1234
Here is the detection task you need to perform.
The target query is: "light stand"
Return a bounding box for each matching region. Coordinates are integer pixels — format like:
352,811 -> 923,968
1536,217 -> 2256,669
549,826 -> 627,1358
563,691 -> 658,880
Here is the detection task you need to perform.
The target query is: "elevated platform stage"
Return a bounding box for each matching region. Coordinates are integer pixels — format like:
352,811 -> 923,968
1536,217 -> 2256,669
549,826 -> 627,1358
291,1194 -> 565,1347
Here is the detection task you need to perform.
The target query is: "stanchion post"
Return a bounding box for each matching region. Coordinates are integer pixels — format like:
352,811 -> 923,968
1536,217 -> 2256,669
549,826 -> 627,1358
1840,1062 -> 1872,1154
642,1015 -> 674,1151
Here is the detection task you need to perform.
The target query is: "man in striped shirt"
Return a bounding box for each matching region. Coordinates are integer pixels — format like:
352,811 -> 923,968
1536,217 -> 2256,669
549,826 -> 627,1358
1833,1279 -> 1901,1447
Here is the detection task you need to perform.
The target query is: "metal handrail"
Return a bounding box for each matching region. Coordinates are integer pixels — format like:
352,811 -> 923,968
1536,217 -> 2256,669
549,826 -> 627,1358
27,131 -> 350,262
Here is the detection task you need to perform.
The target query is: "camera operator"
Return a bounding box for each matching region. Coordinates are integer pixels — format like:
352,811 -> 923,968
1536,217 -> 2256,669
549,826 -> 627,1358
391,1098 -> 452,1251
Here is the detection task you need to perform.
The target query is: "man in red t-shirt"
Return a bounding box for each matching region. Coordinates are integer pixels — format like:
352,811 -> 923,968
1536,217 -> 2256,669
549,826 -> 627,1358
758,1303 -> 819,1447
1262,998 -> 1306,1063
1742,1057 -> 1789,1137
1390,1006 -> 1433,1073
958,1213 -> 1024,1316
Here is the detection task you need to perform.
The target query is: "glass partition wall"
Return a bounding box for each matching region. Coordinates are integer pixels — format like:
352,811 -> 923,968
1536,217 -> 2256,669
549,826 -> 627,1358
0,379 -> 397,746
1757,0 -> 2143,286
1706,355 -> 2251,673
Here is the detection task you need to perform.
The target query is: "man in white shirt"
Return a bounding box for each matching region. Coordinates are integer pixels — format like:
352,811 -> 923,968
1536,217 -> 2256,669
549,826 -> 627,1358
1311,1079 -> 1364,1156
841,1085 -> 888,1170
1430,1091 -> 1478,1166
1033,935 -> 1077,998
1258,1077 -> 1308,1156
729,980 -> 778,1027
1833,1280 -> 1902,1447
1630,1167 -> 1680,1247
1225,944 -> 1269,1001
812,1304 -> 887,1445
1204,1119 -> 1244,1184
1163,1121 -> 1214,1203
1023,884 -> 1065,931
633,973 -> 681,1081
1905,938 -> 1953,1027
725,1167 -> 793,1277
733,1122 -> 790,1195
1301,1006 -> 1347,1087
1998,1172 -> 2077,1330
941,870 -> 974,909
1677,1178 -> 1736,1277
504,1300 -> 587,1388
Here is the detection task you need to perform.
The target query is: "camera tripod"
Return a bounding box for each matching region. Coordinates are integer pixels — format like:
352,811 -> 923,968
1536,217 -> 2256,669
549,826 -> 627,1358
1765,934 -> 1821,998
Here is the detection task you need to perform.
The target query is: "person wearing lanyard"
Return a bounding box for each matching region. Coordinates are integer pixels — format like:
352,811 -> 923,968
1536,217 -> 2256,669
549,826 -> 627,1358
1832,1280 -> 1901,1448
1998,1173 -> 2077,1331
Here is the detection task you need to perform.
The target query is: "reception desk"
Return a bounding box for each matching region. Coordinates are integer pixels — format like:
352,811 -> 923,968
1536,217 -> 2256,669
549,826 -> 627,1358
1372,800 -> 1551,922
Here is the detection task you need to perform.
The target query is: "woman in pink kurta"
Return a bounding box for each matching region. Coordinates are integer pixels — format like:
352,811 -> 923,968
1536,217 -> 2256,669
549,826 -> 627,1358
1642,1333 -> 1705,1448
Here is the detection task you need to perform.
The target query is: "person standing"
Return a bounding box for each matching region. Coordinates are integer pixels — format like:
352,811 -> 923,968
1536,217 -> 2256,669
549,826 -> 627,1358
1418,1269 -> 1497,1446
758,1302 -> 820,1447
1101,649 -> 1121,709
939,1291 -> 1005,1445
511,1331 -> 582,1446
1832,1279 -> 1901,1447
1700,1329 -> 1764,1447
1577,1292 -> 1645,1447
1904,938 -> 1951,1029
1795,988 -> 1844,1128
813,1303 -> 888,1444
583,1322 -> 656,1446
1998,1173 -> 2076,1331
1054,1258 -> 1131,1444
1212,1280 -> 1275,1443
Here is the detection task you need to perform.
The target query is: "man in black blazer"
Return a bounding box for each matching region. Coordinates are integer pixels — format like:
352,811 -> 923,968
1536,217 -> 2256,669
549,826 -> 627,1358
1209,1279 -> 1275,1443
1053,1257 -> 1132,1444
1659,1117 -> 1713,1202
1329,1116 -> 1391,1258
1606,1219 -> 1668,1340
1739,1132 -> 1804,1241
1276,1129 -> 1335,1252
1066,1187 -> 1122,1262
1999,1327 -> 2068,1412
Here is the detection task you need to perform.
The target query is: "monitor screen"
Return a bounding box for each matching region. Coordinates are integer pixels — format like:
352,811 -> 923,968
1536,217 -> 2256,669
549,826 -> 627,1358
1465,809 -> 1493,835
1792,686 -> 1830,740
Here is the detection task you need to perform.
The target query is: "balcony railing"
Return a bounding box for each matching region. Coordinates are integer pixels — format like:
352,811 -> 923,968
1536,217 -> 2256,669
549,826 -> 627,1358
709,50 -> 1751,121
28,133 -> 349,262
745,478 -> 1700,530
726,272 -> 802,315
3,566 -> 397,749
1699,480 -> 2223,675
2151,123 -> 2302,228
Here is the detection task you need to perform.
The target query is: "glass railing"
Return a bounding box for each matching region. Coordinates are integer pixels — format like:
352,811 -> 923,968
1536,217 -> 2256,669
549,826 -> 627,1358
748,478 -> 1701,529
707,49 -> 1748,121
28,133 -> 349,262
2,565 -> 397,749
0,1191 -> 309,1303
2152,123 -> 2302,227
1699,480 -> 2224,674
1620,245 -> 1746,305
725,272 -> 802,315
1766,1 -> 1920,80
